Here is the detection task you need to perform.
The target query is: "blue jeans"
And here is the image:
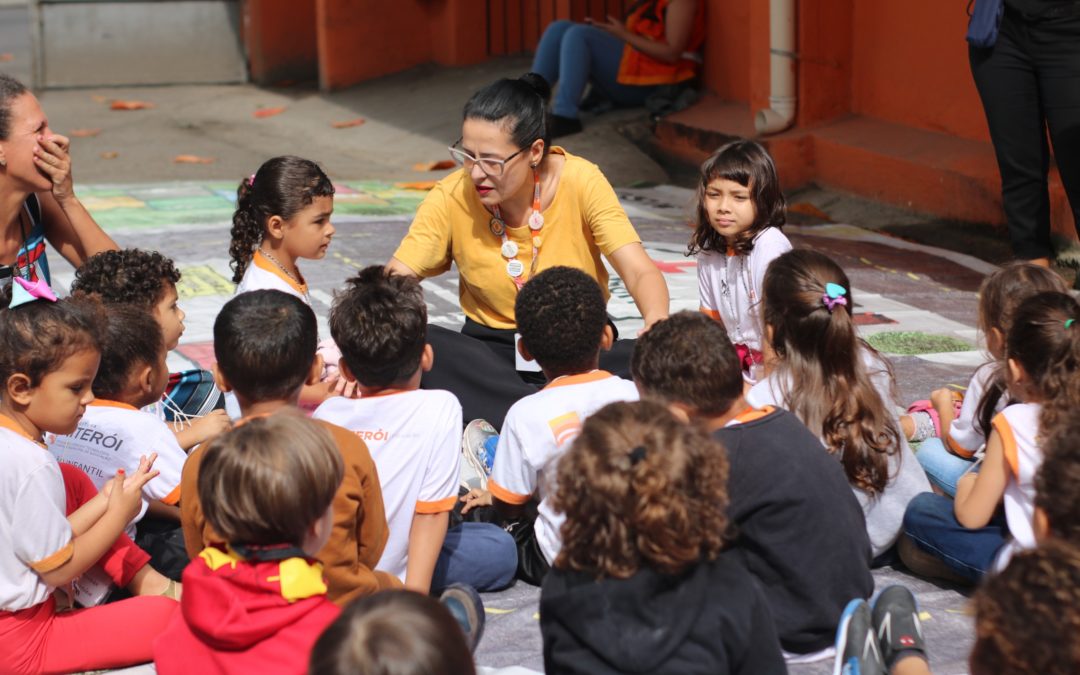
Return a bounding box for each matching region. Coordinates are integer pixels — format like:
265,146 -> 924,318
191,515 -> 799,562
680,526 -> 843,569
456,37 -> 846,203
432,522 -> 517,593
531,20 -> 658,118
902,492 -> 1007,582
915,438 -> 975,497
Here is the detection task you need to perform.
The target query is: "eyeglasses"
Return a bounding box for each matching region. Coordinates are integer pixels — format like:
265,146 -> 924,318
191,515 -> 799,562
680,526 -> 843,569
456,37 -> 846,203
448,138 -> 527,177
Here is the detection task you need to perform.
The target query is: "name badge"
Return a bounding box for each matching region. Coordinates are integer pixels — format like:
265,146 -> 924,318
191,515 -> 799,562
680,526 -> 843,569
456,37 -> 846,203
514,333 -> 542,372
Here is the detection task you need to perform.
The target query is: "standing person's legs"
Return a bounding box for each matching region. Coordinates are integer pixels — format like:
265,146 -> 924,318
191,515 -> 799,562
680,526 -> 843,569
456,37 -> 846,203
1033,15 -> 1080,242
431,522 -> 518,593
970,11 -> 1053,261
901,492 -> 1006,583
532,20 -> 576,87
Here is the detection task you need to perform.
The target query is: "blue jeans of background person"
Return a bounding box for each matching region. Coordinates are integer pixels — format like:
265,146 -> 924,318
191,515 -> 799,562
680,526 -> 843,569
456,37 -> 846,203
902,492 -> 1007,582
531,20 -> 658,118
432,522 -> 517,593
915,438 -> 976,497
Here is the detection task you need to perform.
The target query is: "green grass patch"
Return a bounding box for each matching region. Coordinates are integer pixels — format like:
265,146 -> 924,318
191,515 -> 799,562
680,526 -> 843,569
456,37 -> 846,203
865,331 -> 972,356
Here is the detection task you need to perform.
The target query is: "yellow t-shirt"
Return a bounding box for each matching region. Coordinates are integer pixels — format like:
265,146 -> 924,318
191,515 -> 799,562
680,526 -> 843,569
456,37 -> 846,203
392,148 -> 642,329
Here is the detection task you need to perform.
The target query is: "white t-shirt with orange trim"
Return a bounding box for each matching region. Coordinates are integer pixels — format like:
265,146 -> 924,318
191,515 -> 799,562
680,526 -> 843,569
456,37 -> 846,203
0,416 -> 74,611
312,389 -> 462,581
945,362 -> 1003,458
235,249 -> 311,304
489,370 -> 639,565
697,227 -> 791,353
991,402 -> 1042,569
48,400 -> 186,536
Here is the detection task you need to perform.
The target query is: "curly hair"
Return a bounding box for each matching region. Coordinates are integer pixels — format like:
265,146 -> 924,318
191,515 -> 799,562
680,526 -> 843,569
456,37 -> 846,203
310,591 -> 476,675
92,304 -> 164,400
0,287 -> 104,387
330,265 -> 427,389
1006,291 -> 1080,450
71,249 -> 181,308
761,249 -> 900,494
198,413 -> 343,547
1036,415 -> 1080,547
686,140 -> 786,257
972,263 -> 1067,438
0,74 -> 29,140
971,540 -> 1080,675
631,311 -> 743,417
214,290 -> 318,402
515,266 -> 608,378
553,400 -> 729,579
229,156 -> 334,283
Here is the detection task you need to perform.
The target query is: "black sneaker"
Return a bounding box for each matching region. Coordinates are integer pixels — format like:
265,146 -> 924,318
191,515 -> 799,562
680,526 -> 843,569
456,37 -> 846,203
549,114 -> 584,139
872,585 -> 927,671
834,598 -> 885,675
439,583 -> 485,653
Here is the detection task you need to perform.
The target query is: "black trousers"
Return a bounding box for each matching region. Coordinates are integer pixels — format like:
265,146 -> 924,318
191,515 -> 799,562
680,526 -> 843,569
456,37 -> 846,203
970,6 -> 1080,260
421,319 -> 635,430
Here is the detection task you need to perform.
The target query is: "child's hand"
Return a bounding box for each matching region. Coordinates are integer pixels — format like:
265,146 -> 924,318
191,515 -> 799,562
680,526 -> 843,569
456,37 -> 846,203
930,388 -> 955,412
460,488 -> 492,514
186,410 -> 232,444
326,373 -> 360,399
108,455 -> 159,521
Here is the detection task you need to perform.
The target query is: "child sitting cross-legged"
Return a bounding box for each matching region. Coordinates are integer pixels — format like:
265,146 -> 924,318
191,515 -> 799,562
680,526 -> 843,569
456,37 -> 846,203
154,414 -> 343,674
49,303 -> 190,583
180,289 -> 396,604
541,400 -> 786,674
71,248 -> 231,448
313,266 -> 516,594
460,266 -> 640,586
632,311 -> 873,660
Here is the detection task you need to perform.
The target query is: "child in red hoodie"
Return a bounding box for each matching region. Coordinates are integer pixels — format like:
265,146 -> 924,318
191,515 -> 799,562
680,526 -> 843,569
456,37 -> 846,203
154,413 -> 343,674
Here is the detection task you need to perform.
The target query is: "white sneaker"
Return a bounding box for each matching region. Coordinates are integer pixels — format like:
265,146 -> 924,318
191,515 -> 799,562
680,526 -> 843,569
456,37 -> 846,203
461,419 -> 497,490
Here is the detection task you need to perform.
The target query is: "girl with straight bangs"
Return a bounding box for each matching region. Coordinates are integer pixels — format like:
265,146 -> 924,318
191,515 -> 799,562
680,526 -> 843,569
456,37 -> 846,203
689,140 -> 791,381
539,400 -> 785,675
747,249 -> 931,561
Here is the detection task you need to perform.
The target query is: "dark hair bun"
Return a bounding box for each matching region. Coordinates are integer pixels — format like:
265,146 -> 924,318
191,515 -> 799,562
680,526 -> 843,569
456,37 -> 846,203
519,72 -> 552,104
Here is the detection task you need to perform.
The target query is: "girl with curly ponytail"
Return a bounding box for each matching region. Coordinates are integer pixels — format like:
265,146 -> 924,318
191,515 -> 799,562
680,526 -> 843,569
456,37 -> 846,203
540,400 -> 785,674
904,291 -> 1080,584
229,156 -> 335,295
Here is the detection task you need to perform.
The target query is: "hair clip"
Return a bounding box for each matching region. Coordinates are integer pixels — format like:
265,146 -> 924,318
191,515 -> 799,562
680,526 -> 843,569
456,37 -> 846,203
247,173 -> 256,187
1067,319 -> 1075,329
10,277 -> 57,309
822,282 -> 848,313
629,445 -> 647,466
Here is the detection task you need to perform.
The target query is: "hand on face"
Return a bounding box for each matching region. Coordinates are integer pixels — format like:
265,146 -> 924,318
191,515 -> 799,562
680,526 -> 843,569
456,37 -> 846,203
33,133 -> 75,202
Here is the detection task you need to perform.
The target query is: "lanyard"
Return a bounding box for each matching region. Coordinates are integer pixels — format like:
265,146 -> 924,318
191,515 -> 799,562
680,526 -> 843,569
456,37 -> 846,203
489,169 -> 544,291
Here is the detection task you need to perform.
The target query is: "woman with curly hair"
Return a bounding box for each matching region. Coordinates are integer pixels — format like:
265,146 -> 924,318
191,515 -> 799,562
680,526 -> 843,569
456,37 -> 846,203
0,74 -> 115,287
539,400 -> 785,675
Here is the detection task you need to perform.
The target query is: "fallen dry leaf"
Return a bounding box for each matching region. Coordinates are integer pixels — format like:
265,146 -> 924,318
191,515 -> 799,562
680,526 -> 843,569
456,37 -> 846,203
788,202 -> 832,222
110,100 -> 155,111
173,155 -> 215,164
412,160 -> 456,172
394,181 -> 438,191
100,151 -> 119,160
253,106 -> 286,119
0,54 -> 13,63
331,118 -> 366,129
69,128 -> 102,138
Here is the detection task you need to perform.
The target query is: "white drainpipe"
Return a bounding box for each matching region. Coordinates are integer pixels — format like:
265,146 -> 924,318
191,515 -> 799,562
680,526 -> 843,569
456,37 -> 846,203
754,0 -> 797,135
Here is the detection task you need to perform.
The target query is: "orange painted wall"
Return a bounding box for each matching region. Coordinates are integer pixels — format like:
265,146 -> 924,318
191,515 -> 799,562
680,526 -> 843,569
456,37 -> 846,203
699,0 -> 751,102
245,0 -> 318,85
850,2 -> 989,142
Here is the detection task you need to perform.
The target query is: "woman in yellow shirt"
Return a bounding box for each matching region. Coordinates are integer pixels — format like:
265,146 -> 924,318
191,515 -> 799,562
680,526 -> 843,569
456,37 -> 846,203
387,73 -> 668,428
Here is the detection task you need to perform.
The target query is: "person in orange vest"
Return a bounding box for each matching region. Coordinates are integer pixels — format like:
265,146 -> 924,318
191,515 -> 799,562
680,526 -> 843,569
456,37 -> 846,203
531,0 -> 705,138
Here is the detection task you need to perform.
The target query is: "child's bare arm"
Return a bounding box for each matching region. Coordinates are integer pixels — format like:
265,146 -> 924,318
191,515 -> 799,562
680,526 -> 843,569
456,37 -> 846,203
41,457 -> 158,587
931,388 -> 958,439
67,489 -> 109,536
172,410 -> 232,450
954,431 -> 1009,529
404,511 -> 449,594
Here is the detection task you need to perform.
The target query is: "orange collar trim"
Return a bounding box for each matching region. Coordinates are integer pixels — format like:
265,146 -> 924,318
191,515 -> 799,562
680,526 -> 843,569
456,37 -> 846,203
253,250 -> 308,296
89,399 -> 138,411
0,413 -> 42,445
543,370 -> 613,390
732,405 -> 775,425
